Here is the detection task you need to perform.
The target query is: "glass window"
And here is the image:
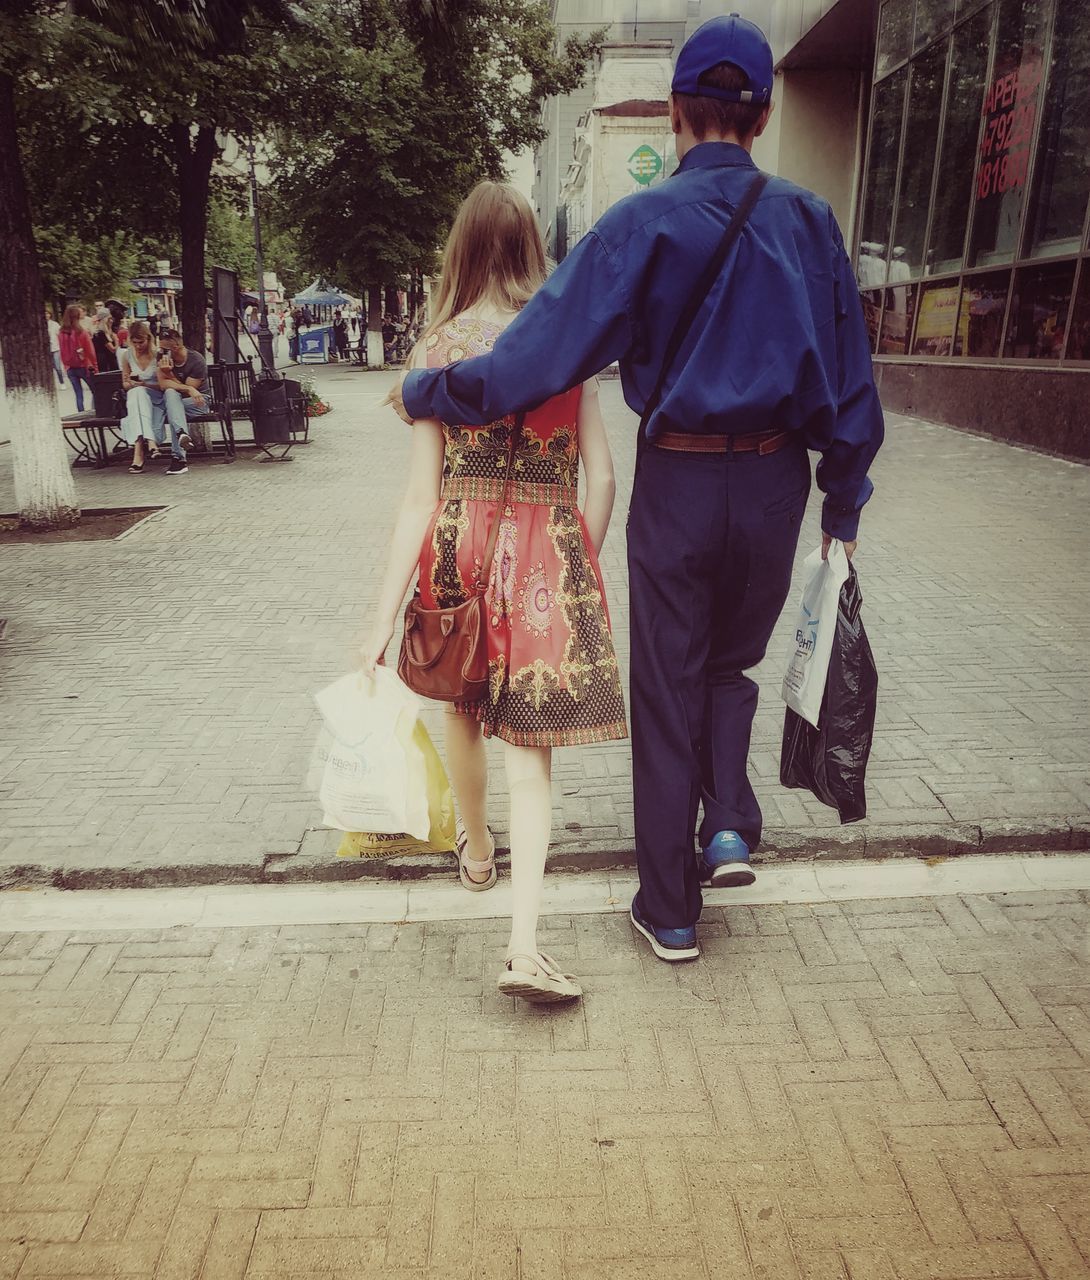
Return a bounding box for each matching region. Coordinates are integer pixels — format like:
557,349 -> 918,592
968,0 -> 1048,267
926,8 -> 991,274
877,0 -> 915,78
1066,266 -> 1090,361
857,69 -> 908,287
861,292 -> 882,353
1026,3 -> 1090,258
913,280 -> 961,353
914,0 -> 955,50
955,270 -> 1010,354
879,283 -> 918,354
1004,260 -> 1075,358
892,40 -> 948,275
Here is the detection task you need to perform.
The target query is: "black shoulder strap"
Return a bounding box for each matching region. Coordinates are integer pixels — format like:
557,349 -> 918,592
636,171 -> 769,462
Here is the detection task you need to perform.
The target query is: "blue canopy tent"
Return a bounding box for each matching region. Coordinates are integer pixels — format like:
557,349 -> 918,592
291,281 -> 352,309
291,281 -> 354,362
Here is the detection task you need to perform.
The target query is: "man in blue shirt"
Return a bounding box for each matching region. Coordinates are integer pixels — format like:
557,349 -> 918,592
391,15 -> 883,963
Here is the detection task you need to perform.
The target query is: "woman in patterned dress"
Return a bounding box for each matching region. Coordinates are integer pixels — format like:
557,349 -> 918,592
362,182 -> 626,1004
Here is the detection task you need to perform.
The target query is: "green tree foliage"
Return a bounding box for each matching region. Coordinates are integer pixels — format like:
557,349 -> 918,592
276,0 -> 602,294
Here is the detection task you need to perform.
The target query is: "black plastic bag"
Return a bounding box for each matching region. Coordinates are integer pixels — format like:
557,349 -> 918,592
780,562 -> 878,823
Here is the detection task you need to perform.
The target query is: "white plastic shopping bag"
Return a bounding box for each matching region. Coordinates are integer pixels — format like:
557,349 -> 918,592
308,669 -> 430,838
781,541 -> 850,730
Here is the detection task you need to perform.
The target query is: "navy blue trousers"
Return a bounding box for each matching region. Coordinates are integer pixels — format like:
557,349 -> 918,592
627,439 -> 811,930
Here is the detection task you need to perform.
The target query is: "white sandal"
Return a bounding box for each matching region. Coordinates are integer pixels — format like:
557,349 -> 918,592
497,952 -> 582,1003
454,821 -> 497,892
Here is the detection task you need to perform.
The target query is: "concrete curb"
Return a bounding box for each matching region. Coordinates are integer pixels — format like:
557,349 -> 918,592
1,818 -> 1087,892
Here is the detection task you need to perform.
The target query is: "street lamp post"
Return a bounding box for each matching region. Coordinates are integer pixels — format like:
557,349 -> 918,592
246,138 -> 277,378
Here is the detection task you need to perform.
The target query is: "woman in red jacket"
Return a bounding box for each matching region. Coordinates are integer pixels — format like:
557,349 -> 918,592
58,304 -> 98,411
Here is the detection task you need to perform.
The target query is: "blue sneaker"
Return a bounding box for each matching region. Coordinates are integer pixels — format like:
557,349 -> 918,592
629,896 -> 699,963
698,831 -> 756,888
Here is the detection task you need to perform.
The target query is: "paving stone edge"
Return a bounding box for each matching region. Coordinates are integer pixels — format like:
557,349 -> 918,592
0,818 -> 1087,891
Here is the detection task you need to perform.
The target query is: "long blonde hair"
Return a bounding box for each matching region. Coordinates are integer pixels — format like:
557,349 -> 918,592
418,181 -> 547,353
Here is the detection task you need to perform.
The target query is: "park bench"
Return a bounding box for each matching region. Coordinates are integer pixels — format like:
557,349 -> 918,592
214,362 -> 310,450
59,361 -> 309,467
61,368 -> 234,468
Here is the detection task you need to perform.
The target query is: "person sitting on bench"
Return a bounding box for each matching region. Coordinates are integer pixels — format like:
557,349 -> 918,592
119,321 -> 167,473
157,328 -> 210,476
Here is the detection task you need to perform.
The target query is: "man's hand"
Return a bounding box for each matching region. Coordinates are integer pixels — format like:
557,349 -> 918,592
822,533 -> 857,561
383,370 -> 413,424
190,390 -> 206,410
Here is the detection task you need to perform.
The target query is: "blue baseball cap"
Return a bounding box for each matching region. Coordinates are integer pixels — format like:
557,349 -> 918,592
671,14 -> 774,106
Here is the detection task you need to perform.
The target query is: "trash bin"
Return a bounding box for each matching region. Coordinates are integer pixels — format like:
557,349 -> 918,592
251,378 -> 292,446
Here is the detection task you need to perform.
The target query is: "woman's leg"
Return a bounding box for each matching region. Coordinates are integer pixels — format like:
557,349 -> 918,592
503,743 -> 553,966
444,708 -> 491,881
67,369 -> 85,412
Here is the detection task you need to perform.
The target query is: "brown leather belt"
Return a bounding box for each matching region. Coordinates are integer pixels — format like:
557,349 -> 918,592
655,428 -> 793,456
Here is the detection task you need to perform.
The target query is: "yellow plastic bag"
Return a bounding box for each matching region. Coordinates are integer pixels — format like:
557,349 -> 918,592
337,719 -> 457,859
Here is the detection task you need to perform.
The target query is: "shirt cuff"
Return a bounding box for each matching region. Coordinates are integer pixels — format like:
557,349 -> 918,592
821,499 -> 861,543
402,369 -> 431,422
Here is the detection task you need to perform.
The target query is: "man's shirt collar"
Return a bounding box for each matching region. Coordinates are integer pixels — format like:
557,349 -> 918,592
677,141 -> 757,173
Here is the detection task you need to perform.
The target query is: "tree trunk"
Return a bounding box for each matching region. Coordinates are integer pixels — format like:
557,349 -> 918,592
384,285 -> 400,317
0,72 -> 78,530
367,282 -> 384,368
172,122 -> 218,352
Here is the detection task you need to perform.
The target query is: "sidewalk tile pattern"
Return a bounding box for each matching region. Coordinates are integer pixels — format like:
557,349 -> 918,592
0,888 -> 1088,1276
0,370 -> 1087,880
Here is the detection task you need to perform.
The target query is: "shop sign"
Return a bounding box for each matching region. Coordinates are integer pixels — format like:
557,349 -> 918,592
914,284 -> 965,355
627,144 -> 663,187
975,51 -> 1043,202
131,276 -> 182,292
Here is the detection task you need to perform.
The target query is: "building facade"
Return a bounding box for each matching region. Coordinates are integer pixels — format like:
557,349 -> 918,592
857,0 -> 1089,456
535,0 -> 1089,455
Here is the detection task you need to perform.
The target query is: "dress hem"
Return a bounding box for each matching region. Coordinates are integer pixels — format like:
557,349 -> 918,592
466,712 -> 629,749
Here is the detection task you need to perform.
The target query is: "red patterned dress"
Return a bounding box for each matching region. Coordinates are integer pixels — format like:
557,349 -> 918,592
415,316 -> 627,748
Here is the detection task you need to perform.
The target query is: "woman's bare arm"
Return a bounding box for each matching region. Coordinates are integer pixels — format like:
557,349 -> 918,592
576,377 -> 616,555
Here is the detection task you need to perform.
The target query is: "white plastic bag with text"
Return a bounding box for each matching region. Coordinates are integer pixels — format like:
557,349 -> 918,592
308,669 -> 429,837
781,541 -> 850,729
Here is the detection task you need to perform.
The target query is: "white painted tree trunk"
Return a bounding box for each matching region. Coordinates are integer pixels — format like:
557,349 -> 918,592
367,330 -> 385,368
0,70 -> 79,529
7,381 -> 78,527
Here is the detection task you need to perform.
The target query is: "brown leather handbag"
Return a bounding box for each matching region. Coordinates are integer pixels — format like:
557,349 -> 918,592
397,416 -> 523,702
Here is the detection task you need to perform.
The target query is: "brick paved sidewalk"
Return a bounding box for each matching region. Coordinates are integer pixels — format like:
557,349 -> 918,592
0,368 -> 1087,887
0,883 -> 1088,1278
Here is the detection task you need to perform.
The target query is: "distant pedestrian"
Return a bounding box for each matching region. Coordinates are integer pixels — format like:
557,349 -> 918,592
106,299 -> 127,344
332,310 -> 349,361
285,309 -> 298,361
58,304 -> 98,411
92,308 -> 118,372
46,307 -> 64,387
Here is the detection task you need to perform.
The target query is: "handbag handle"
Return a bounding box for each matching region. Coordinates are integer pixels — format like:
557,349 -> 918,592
402,608 -> 461,670
472,413 -> 524,593
636,171 -> 769,470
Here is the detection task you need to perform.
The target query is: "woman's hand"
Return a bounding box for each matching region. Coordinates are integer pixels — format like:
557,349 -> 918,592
360,618 -> 395,679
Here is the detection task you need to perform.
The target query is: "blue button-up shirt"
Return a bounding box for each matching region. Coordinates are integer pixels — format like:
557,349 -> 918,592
403,141 -> 884,540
